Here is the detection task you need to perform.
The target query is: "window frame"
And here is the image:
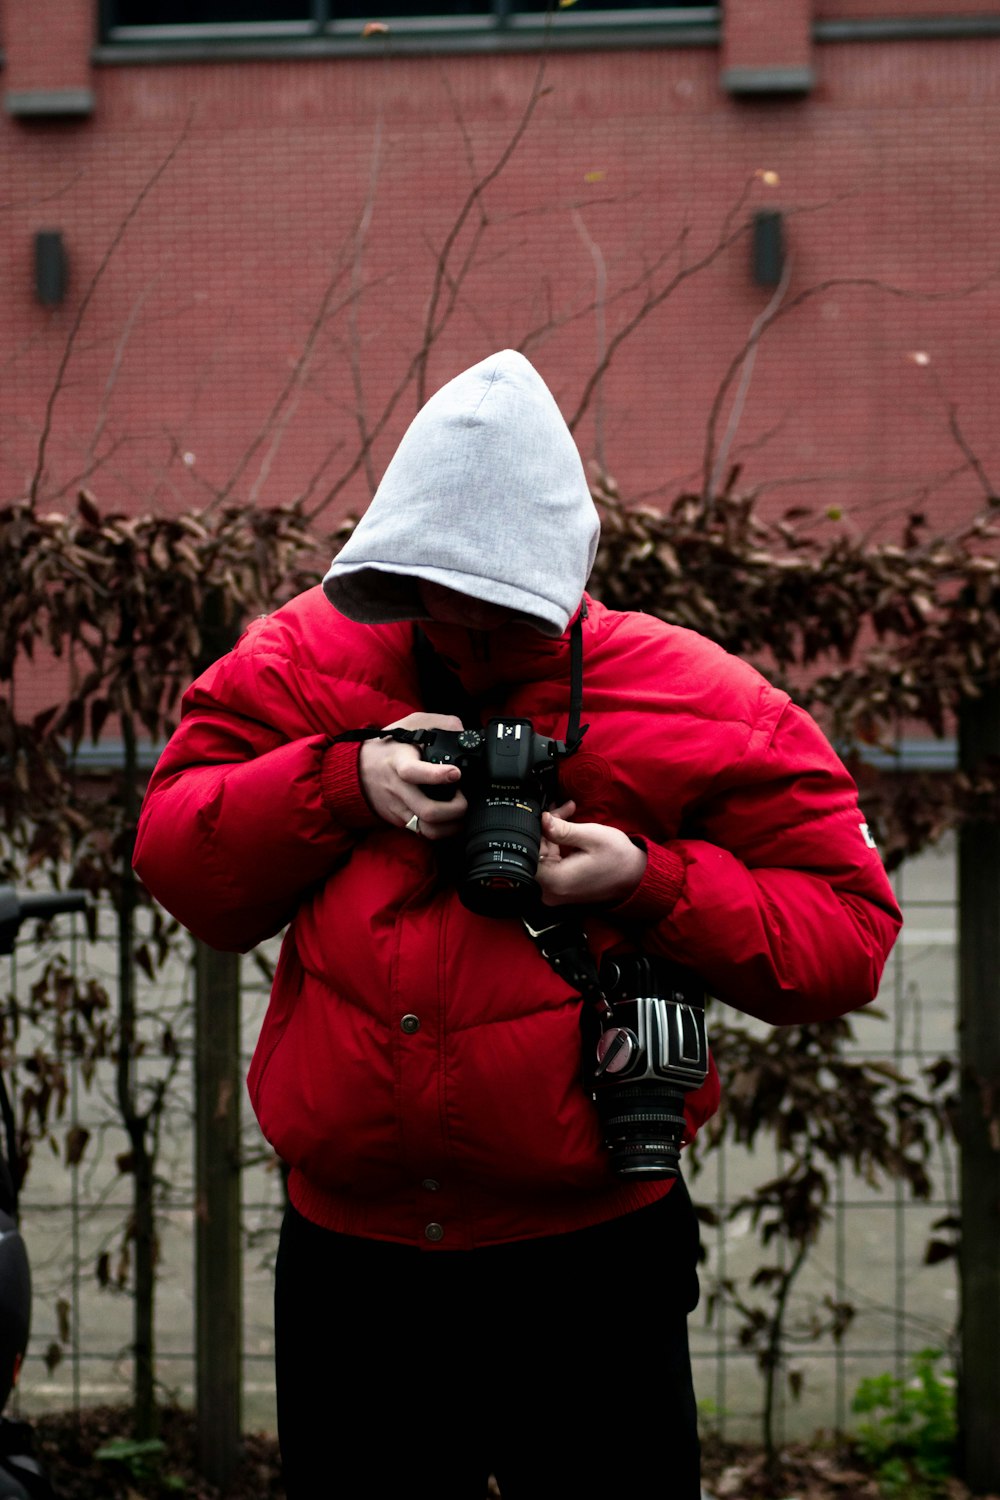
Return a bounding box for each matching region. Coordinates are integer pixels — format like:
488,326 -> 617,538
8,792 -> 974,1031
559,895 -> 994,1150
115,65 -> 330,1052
96,0 -> 721,55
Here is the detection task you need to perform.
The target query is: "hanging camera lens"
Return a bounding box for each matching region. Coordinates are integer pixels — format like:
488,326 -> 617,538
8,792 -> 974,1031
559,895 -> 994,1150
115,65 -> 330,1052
589,958 -> 709,1179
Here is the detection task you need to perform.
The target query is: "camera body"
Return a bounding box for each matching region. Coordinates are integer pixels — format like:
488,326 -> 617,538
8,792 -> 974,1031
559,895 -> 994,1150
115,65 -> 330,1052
588,956 -> 709,1179
418,718 -> 566,917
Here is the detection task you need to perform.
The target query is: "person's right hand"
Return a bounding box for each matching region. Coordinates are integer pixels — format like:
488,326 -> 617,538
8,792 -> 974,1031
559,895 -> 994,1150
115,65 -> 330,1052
359,713 -> 468,841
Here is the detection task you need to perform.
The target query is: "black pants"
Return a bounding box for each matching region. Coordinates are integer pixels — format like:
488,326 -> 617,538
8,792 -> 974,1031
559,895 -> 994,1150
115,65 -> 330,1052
274,1182 -> 702,1499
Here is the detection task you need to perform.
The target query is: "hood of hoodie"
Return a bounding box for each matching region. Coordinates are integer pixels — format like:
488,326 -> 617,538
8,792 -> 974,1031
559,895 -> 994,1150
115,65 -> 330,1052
322,350 -> 600,638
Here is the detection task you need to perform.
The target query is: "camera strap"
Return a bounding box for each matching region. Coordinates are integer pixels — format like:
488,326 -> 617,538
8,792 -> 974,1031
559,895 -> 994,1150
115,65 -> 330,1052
327,727 -> 390,743
414,605 -> 589,751
521,908 -> 613,1019
565,601 -> 588,753
521,912 -> 708,1023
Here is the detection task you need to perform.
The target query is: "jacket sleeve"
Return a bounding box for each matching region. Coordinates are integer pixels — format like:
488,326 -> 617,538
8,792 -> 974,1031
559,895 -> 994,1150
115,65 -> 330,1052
132,619 -> 388,953
613,694 -> 902,1026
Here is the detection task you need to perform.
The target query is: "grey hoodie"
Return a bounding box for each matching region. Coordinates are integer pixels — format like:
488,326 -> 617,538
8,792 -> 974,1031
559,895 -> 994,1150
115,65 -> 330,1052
322,350 -> 600,637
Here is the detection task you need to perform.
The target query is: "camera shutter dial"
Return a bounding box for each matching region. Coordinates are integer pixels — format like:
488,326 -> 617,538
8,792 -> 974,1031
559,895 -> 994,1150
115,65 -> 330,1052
595,1027 -> 638,1077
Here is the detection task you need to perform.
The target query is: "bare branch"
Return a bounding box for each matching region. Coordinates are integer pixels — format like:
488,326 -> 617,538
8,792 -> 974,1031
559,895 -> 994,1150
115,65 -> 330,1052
701,269 -> 1000,505
223,93 -> 398,510
707,252 -> 793,501
346,111 -> 386,498
571,208 -> 608,474
0,170 -> 85,214
912,357 -> 999,506
86,280 -> 160,468
305,68 -> 552,523
213,252 -> 354,507
566,220 -> 747,434
29,113 -> 193,506
523,179 -> 965,502
945,400 -> 996,502
414,60 -> 550,408
47,435 -> 135,502
717,172 -> 761,243
293,436 -> 347,513
519,226 -> 689,358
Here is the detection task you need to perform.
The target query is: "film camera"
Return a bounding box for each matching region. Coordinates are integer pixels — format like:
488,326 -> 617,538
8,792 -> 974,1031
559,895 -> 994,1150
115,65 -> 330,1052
417,717 -> 569,918
587,955 -> 709,1178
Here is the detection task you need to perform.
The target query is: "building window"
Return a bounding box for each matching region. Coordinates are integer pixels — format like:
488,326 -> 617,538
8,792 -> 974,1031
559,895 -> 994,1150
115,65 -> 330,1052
110,3 -> 313,20
100,0 -> 718,41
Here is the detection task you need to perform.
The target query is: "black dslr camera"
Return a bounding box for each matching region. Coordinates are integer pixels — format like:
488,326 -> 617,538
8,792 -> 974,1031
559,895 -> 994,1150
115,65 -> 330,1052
418,718 -> 568,918
587,955 -> 709,1178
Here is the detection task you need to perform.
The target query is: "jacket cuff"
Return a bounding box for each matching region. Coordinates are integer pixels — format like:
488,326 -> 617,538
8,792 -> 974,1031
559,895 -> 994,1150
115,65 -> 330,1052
611,840 -> 686,923
320,740 -> 380,829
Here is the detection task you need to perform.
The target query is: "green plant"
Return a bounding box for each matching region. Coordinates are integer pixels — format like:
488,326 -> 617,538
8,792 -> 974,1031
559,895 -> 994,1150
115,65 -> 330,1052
95,1436 -> 186,1493
696,1396 -> 731,1433
851,1348 -> 957,1498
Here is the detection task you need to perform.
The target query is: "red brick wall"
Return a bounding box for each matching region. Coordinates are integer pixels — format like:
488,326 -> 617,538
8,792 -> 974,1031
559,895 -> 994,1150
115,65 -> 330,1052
1,4 -> 998,555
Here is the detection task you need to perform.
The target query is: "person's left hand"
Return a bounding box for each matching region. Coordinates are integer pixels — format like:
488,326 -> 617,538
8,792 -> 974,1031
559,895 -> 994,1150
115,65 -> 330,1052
535,807 -> 647,907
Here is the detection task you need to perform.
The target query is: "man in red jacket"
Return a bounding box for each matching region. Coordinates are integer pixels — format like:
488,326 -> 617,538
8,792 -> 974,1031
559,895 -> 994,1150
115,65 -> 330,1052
133,350 -> 901,1499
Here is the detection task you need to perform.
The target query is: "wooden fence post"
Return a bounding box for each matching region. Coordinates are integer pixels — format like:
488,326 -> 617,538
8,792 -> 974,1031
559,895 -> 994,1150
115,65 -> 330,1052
193,590 -> 243,1486
957,683 -> 1000,1495
194,942 -> 243,1487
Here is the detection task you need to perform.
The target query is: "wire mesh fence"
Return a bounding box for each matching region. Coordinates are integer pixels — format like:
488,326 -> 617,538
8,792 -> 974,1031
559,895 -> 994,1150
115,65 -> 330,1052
4,836 -> 954,1444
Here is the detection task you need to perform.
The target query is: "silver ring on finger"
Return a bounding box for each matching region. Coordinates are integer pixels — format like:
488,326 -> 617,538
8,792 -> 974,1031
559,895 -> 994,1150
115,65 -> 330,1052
405,813 -> 421,835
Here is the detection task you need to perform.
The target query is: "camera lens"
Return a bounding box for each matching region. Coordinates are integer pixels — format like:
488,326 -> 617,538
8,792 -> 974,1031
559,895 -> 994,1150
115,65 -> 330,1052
460,794 -> 542,917
597,1082 -> 687,1178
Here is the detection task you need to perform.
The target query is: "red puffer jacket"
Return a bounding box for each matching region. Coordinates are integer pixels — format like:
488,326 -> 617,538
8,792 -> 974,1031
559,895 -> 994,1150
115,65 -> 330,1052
133,589 -> 901,1249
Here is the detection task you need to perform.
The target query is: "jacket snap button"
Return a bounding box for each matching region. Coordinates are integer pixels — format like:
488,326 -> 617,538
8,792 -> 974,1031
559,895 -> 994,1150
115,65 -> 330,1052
400,1013 -> 420,1034
421,1178 -> 440,1192
425,1222 -> 444,1242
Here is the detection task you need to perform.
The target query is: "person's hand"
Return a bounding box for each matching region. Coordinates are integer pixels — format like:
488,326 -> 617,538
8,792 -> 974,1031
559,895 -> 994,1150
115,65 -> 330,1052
359,713 -> 468,840
535,808 -> 647,906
